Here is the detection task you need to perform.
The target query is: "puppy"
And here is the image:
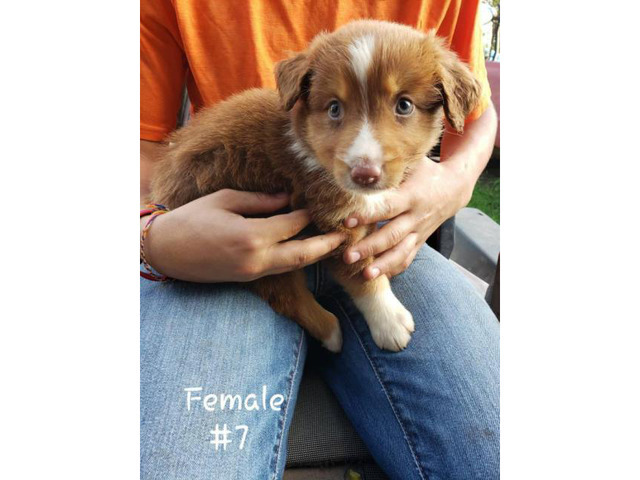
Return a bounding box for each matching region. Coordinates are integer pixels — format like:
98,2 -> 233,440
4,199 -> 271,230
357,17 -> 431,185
150,20 -> 480,352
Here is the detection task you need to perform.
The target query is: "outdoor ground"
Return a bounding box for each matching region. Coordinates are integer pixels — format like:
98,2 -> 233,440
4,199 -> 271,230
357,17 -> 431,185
468,166 -> 500,224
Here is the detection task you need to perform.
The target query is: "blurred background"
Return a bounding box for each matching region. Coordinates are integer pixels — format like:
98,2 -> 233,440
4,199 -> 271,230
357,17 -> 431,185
469,0 -> 500,223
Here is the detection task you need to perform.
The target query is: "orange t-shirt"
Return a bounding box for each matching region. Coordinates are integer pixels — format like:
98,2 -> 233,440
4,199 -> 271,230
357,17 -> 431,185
141,0 -> 491,141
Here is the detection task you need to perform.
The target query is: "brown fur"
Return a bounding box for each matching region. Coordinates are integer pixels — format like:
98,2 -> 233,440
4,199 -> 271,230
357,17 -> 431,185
150,20 -> 480,350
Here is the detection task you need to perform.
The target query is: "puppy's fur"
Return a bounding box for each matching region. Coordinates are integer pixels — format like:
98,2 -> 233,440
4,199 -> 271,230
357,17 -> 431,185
151,20 -> 480,352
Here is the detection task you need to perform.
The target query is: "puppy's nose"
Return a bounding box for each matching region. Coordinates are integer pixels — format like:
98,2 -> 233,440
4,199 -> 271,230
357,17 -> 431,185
351,164 -> 381,186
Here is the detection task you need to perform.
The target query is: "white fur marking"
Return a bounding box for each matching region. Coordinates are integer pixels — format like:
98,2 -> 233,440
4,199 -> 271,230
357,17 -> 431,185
354,287 -> 414,351
349,34 -> 376,92
322,325 -> 343,353
287,127 -> 322,172
344,119 -> 383,167
359,191 -> 390,218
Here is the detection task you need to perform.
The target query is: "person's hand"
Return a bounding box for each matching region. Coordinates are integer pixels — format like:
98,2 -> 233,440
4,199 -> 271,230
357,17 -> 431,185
343,157 -> 473,280
144,189 -> 346,283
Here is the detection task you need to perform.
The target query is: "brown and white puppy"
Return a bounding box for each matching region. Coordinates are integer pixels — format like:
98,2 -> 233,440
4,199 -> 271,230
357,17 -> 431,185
151,20 -> 480,352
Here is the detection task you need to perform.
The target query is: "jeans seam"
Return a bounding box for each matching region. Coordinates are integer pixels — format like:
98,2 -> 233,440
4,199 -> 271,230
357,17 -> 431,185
270,327 -> 305,479
334,300 -> 429,480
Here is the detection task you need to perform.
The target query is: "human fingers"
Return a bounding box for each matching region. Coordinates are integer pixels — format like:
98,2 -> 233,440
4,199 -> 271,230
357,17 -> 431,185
265,231 -> 347,274
362,232 -> 419,280
249,209 -> 312,244
342,189 -> 412,228
343,213 -> 416,264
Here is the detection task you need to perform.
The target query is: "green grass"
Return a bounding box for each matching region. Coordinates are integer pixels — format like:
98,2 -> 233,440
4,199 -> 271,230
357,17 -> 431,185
468,171 -> 500,224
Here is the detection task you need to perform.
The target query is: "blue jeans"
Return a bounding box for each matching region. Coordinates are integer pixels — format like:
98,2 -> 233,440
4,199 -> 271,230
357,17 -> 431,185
141,244 -> 499,479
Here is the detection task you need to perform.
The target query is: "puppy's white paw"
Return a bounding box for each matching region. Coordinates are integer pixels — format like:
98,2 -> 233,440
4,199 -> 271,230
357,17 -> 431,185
369,305 -> 413,351
354,289 -> 414,352
322,324 -> 343,353
396,305 -> 415,333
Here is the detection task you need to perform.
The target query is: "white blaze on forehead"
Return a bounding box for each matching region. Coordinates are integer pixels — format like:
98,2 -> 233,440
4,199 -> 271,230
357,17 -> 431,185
345,119 -> 383,167
344,36 -> 380,170
348,34 -> 375,92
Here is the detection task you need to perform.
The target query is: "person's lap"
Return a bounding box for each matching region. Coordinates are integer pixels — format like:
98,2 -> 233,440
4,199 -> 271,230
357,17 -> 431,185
140,244 -> 499,479
140,280 -> 307,479
311,244 -> 499,479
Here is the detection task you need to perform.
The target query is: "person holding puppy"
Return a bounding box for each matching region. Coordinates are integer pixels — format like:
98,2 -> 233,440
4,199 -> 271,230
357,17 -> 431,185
141,1 -> 499,479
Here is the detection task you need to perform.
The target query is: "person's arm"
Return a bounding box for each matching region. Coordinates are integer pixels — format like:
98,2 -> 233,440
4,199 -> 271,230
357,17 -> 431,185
140,139 -> 346,283
141,139 -> 162,207
439,100 -> 498,199
342,102 -> 497,279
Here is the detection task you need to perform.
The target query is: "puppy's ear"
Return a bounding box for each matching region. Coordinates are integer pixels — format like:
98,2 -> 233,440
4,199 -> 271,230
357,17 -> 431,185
436,49 -> 482,133
275,52 -> 311,111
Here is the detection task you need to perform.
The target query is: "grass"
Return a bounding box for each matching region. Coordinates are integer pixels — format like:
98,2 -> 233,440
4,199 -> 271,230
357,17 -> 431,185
468,169 -> 500,223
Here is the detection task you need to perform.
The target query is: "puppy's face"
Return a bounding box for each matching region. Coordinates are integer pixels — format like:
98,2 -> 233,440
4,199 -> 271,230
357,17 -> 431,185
276,20 -> 481,193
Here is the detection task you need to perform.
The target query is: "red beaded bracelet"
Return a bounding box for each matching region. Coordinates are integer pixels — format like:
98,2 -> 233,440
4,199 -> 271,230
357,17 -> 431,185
140,204 -> 170,282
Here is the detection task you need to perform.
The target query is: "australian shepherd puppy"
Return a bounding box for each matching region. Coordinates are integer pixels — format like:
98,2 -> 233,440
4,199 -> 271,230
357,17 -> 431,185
150,20 -> 480,352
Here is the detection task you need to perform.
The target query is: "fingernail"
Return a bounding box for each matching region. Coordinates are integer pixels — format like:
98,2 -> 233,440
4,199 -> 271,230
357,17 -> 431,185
368,267 -> 380,279
275,192 -> 288,198
344,217 -> 358,228
346,251 -> 361,264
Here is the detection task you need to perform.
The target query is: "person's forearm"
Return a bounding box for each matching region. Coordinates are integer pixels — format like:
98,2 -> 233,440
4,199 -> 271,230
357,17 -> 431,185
141,139 -> 163,207
438,101 -> 498,207
141,139 -> 165,238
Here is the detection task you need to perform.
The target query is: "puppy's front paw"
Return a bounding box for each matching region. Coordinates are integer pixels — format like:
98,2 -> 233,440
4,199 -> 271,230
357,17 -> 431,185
355,290 -> 414,352
369,304 -> 413,351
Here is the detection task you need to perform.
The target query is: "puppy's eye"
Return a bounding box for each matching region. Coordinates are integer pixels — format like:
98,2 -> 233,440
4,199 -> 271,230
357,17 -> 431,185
395,98 -> 414,116
328,100 -> 343,120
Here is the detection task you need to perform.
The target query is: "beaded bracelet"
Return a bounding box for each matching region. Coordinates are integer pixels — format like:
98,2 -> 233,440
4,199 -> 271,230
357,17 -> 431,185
140,204 -> 170,282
